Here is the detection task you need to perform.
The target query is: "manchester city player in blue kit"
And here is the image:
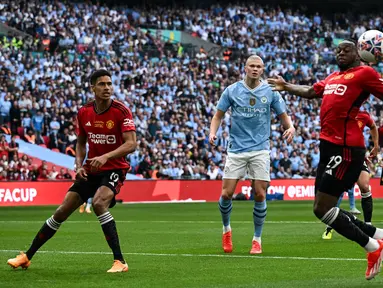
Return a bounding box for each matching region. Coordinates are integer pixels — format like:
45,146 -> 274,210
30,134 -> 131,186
209,55 -> 295,254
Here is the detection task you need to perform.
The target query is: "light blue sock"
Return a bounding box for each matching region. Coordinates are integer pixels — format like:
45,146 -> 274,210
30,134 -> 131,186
347,187 -> 355,209
253,200 -> 267,238
336,193 -> 344,207
218,196 -> 232,228
86,197 -> 93,210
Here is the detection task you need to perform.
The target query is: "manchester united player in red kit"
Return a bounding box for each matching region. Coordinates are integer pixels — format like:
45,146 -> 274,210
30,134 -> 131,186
323,110 -> 379,238
268,40 -> 383,280
7,69 -> 137,273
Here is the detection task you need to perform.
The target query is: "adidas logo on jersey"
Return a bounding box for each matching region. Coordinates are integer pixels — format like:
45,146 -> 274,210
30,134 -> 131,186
85,121 -> 91,126
325,169 -> 332,175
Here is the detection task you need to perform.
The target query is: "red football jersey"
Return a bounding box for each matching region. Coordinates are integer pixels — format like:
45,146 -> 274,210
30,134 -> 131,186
76,100 -> 136,174
313,66 -> 383,147
356,110 -> 374,131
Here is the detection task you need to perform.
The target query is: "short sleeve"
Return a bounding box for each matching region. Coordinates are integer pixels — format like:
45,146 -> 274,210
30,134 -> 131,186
362,67 -> 383,99
119,107 -> 136,133
216,88 -> 231,112
313,80 -> 326,97
271,91 -> 286,116
75,109 -> 86,137
365,113 -> 374,129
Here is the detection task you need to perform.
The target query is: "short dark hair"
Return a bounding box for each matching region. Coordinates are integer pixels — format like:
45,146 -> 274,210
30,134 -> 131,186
90,69 -> 111,86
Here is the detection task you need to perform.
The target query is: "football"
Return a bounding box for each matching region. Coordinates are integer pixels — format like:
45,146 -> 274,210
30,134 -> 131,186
357,29 -> 383,64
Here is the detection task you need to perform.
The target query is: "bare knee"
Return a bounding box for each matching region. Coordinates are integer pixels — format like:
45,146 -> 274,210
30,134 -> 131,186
313,202 -> 326,219
92,198 -> 109,215
221,179 -> 238,199
251,181 -> 268,202
359,184 -> 370,194
313,190 -> 340,220
53,205 -> 70,222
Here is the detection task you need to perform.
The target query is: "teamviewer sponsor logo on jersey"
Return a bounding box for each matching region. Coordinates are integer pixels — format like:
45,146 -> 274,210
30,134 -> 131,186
88,132 -> 116,144
323,84 -> 348,96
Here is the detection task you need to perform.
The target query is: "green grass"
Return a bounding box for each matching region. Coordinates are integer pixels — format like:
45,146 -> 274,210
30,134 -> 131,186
1,200 -> 383,288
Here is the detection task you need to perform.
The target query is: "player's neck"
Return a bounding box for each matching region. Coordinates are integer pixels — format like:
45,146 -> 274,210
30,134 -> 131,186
94,98 -> 112,114
340,61 -> 360,71
244,76 -> 260,89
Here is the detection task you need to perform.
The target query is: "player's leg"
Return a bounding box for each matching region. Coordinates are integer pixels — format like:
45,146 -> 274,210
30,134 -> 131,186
93,171 -> 128,272
219,152 -> 246,253
7,191 -> 83,269
247,150 -> 270,254
359,168 -> 373,225
348,186 -> 361,215
314,144 -> 383,279
323,192 -> 344,240
85,197 -> 93,214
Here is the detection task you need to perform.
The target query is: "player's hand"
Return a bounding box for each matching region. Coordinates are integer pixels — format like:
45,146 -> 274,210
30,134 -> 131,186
267,76 -> 287,91
87,155 -> 108,171
209,133 -> 217,146
76,167 -> 88,181
369,145 -> 379,159
282,127 -> 295,144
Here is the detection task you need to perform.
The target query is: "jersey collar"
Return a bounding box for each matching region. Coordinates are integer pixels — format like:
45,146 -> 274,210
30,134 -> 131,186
240,79 -> 264,92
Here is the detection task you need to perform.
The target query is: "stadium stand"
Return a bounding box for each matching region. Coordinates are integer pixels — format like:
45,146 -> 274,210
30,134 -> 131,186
0,0 -> 383,180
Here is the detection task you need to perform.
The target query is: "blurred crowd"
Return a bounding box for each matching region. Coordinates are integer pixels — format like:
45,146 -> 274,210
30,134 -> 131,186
0,134 -> 72,181
0,1 -> 383,181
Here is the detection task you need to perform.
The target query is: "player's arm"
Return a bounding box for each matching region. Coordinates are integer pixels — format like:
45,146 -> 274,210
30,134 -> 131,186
267,76 -> 320,99
209,88 -> 230,146
104,131 -> 137,160
271,91 -> 295,143
209,109 -> 225,146
368,121 -> 379,159
362,66 -> 383,99
74,111 -> 88,179
279,113 -> 295,143
75,134 -> 87,171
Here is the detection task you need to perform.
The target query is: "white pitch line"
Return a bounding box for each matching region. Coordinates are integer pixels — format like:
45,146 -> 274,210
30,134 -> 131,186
0,220 -> 325,224
1,220 -> 383,225
0,249 -> 364,262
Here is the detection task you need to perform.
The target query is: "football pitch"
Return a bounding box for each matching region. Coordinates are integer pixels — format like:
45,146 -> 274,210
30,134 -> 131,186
1,201 -> 383,288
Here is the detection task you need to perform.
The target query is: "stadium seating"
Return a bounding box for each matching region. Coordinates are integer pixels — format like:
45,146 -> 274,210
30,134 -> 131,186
0,1 -> 382,181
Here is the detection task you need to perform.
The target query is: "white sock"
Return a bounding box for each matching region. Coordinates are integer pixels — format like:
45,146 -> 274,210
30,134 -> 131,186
364,238 -> 380,252
366,222 -> 372,226
223,225 -> 231,234
252,236 -> 261,244
373,228 -> 383,240
86,202 -> 92,210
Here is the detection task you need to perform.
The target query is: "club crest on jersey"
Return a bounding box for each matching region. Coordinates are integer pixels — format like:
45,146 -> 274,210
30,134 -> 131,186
106,120 -> 114,129
261,97 -> 267,104
358,120 -> 364,128
344,73 -> 354,80
249,98 -> 256,106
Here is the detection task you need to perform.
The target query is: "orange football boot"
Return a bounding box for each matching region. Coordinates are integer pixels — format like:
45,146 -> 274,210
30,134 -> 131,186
7,252 -> 31,269
107,260 -> 128,273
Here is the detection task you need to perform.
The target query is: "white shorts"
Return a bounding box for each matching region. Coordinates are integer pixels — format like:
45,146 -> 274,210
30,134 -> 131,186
223,150 -> 270,181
